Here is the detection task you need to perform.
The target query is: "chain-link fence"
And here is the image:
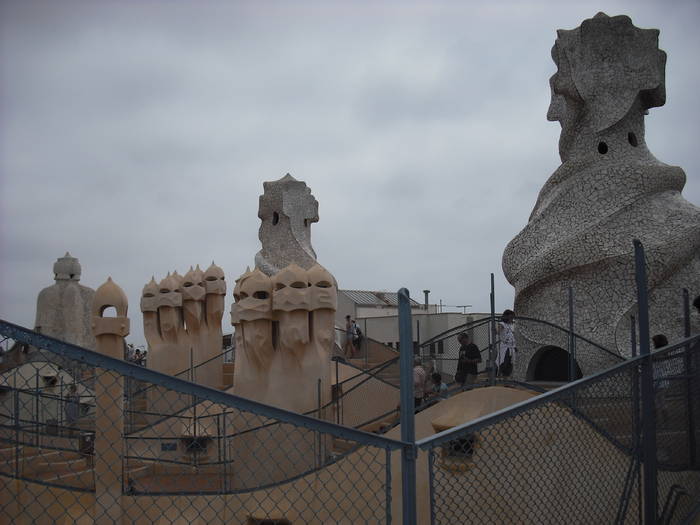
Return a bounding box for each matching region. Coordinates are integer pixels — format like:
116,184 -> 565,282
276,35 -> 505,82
0,321 -> 401,524
417,333 -> 700,525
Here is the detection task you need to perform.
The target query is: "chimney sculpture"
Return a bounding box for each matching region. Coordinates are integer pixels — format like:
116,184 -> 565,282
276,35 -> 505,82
91,277 -> 129,524
502,13 -> 700,377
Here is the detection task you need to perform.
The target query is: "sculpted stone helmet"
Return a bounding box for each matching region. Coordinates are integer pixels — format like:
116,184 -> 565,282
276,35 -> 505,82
203,261 -> 226,296
231,268 -> 273,324
272,264 -> 309,313
157,273 -> 183,308
548,12 -> 666,160
307,263 -> 337,311
181,265 -> 205,302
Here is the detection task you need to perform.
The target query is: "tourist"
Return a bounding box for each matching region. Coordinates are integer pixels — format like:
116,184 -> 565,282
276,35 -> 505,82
413,357 -> 426,409
344,315 -> 354,358
496,309 -> 516,377
430,372 -> 448,399
351,320 -> 363,355
133,349 -> 144,366
455,332 -> 481,389
64,384 -> 80,428
694,295 -> 700,316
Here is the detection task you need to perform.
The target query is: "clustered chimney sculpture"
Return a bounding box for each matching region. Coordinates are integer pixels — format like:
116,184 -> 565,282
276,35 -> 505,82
231,174 -> 336,415
140,263 -> 226,389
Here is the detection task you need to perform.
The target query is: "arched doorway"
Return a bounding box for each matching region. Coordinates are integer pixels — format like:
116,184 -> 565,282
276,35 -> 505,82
526,346 -> 582,382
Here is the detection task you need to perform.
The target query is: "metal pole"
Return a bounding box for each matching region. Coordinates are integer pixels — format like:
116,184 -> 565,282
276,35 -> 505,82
364,318 -> 368,365
416,319 -> 422,374
568,287 -> 577,413
35,373 -> 40,446
335,358 -> 340,425
398,287 -> 417,525
682,288 -> 697,466
568,287 -> 575,383
222,411 -> 228,493
428,449 -> 437,525
634,239 -> 657,524
630,315 -> 642,524
489,273 -> 497,386
14,387 -> 20,481
317,378 -> 322,466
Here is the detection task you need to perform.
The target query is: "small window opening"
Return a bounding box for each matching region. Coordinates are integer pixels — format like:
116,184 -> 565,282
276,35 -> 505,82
101,306 -> 118,317
628,132 -> 638,147
446,435 -> 477,458
42,376 -> 58,387
272,212 -> 279,225
598,141 -> 608,154
69,274 -> 75,279
253,291 -> 269,300
304,219 -> 309,227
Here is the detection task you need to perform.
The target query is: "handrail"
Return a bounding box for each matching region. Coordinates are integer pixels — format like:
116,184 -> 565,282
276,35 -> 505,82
420,317 -> 492,347
417,333 -> 700,449
334,356 -> 400,389
0,319 -> 406,451
124,355 -> 403,441
419,314 -> 622,362
513,315 -> 624,360
334,327 -> 399,355
129,346 -> 232,398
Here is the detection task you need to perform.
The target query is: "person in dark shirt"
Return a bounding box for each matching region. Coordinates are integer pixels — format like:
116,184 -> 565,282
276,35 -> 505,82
455,333 -> 481,390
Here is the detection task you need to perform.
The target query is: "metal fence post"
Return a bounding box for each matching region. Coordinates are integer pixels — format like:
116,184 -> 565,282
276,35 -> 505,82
489,273 -> 497,386
568,287 -> 575,382
335,358 -> 340,425
35,373 -> 40,447
634,239 -> 657,524
398,288 -> 417,525
682,288 -> 697,467
14,385 -> 20,480
630,315 -> 642,524
568,287 -> 577,412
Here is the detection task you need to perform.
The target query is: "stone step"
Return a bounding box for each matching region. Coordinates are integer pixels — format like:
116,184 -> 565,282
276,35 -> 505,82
37,461 -> 94,488
331,438 -> 357,454
21,449 -> 83,475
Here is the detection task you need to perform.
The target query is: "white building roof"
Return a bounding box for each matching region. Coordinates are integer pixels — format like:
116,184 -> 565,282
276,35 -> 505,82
340,290 -> 421,307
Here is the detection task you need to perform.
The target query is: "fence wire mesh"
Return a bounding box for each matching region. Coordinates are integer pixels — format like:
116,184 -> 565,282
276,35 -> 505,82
419,335 -> 700,525
1,321 -> 698,524
0,322 -> 399,525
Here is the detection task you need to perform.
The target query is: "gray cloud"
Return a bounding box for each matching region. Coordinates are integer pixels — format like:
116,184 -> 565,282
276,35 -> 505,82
1,0 -> 699,346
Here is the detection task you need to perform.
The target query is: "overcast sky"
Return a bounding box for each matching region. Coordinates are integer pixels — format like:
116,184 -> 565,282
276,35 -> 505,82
1,0 -> 699,347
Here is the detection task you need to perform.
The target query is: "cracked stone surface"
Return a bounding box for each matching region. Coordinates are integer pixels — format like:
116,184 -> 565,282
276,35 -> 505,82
255,173 -> 319,276
502,13 -> 700,378
35,252 -> 96,350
